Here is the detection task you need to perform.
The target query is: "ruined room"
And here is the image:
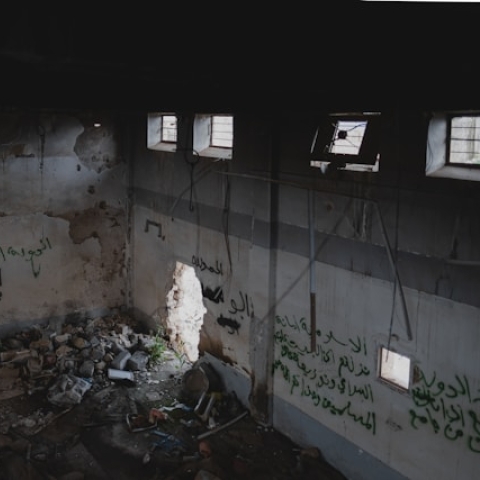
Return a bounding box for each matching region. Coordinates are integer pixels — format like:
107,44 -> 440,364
0,2 -> 479,480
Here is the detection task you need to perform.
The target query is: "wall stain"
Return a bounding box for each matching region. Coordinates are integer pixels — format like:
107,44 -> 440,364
59,205 -> 126,283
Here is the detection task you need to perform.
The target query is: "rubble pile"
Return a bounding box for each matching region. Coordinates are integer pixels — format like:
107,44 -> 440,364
0,313 -> 348,480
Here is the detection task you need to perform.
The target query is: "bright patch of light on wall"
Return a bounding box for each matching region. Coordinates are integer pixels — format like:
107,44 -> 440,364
379,347 -> 411,390
93,122 -> 101,128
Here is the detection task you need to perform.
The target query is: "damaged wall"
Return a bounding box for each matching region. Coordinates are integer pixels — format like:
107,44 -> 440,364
0,111 -> 129,333
130,110 -> 480,480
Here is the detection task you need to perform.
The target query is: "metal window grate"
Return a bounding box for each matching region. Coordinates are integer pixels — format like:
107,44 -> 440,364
211,115 -> 233,148
448,115 -> 480,165
161,115 -> 177,143
328,120 -> 367,155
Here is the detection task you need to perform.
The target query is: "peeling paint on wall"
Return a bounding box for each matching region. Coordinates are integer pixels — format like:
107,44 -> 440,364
74,116 -> 122,173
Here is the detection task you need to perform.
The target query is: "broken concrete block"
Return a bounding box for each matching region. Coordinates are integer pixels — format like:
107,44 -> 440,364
111,350 -> 131,370
72,336 -> 90,350
107,368 -> 134,381
54,333 -> 71,346
78,360 -> 95,378
127,350 -> 149,371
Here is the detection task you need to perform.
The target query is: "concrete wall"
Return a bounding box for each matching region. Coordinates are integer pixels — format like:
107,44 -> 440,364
0,111 -> 129,333
5,108 -> 476,480
131,110 -> 480,480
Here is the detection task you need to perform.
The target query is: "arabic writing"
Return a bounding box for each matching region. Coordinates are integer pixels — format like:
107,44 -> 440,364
201,284 -> 224,304
216,291 -> 255,334
228,291 -> 254,318
216,315 -> 241,334
192,255 -> 223,275
0,237 -> 52,278
410,368 -> 480,453
273,314 -> 376,434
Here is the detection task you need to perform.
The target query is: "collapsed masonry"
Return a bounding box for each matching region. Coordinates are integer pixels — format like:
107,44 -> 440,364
0,313 -> 348,480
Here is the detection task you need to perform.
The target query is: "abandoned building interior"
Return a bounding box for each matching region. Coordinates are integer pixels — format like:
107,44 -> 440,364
0,2 -> 479,480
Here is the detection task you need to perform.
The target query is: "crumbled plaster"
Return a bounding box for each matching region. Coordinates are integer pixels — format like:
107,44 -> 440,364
74,116 -> 122,173
59,205 -> 126,282
165,262 -> 206,363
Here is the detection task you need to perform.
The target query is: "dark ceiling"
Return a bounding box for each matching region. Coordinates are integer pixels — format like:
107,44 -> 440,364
0,3 -> 478,112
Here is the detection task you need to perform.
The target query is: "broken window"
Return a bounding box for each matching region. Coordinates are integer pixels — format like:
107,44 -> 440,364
310,112 -> 381,172
378,346 -> 410,391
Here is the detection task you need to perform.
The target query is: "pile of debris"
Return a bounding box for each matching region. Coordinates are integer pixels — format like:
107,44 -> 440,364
0,313 -> 348,480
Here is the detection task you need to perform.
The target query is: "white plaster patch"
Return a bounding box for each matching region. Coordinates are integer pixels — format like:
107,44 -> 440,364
166,262 -> 206,362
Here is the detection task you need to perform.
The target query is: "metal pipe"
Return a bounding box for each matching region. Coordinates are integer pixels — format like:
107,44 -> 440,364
308,189 -> 317,352
374,203 -> 413,341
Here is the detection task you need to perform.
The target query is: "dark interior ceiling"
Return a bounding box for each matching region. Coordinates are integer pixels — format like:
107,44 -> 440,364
0,3 -> 478,113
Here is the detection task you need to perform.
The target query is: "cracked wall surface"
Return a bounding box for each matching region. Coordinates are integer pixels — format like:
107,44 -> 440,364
0,111 -> 128,333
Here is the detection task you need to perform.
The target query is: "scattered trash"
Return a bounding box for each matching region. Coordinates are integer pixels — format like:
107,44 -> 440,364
47,374 -> 92,407
197,410 -> 249,440
126,413 -> 157,433
148,407 -> 168,424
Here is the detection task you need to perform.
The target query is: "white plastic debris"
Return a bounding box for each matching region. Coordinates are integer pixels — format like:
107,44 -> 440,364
47,373 -> 92,407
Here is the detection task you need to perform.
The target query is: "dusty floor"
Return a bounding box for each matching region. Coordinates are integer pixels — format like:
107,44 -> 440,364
0,313 -> 348,480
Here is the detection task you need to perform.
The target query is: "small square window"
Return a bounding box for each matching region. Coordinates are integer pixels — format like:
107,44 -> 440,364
447,114 -> 480,166
211,115 -> 233,148
147,113 -> 177,152
426,111 -> 480,181
193,114 -> 233,159
161,115 -> 177,143
379,347 -> 410,390
310,112 -> 381,173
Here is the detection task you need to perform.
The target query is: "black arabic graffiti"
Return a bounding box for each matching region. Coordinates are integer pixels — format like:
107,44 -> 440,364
202,284 -> 224,304
0,237 -> 52,278
228,291 -> 254,318
217,315 -> 240,334
192,255 -> 223,275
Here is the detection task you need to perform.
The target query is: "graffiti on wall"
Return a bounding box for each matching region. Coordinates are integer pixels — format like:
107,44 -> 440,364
0,237 -> 52,278
216,291 -> 255,334
273,314 -> 376,434
410,368 -> 480,453
192,255 -> 223,275
201,284 -> 224,304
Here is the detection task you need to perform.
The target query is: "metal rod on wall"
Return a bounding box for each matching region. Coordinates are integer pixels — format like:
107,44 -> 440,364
215,170 -> 414,341
374,202 -> 413,341
308,189 -> 317,352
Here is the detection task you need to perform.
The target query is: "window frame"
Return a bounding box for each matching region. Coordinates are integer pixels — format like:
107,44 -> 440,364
310,112 -> 381,172
193,113 -> 234,160
426,111 -> 480,181
378,346 -> 411,392
445,113 -> 480,168
147,112 -> 178,153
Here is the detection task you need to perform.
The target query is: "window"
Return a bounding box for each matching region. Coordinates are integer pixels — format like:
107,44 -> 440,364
378,347 -> 410,390
426,111 -> 480,181
211,115 -> 233,148
193,114 -> 233,159
447,114 -> 480,165
147,113 -> 177,152
310,112 -> 381,173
